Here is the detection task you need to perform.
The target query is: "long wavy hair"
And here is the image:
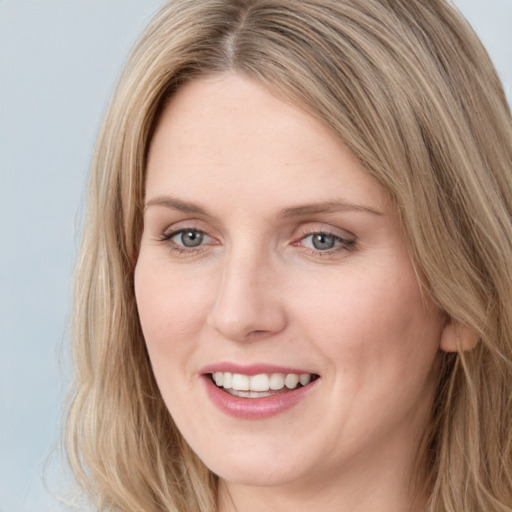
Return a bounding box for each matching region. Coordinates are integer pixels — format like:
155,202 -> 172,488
66,1 -> 512,510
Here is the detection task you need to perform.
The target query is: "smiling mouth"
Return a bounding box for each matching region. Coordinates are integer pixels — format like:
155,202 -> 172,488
209,372 -> 320,398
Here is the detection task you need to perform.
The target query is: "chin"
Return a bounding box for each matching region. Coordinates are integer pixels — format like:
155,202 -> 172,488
216,466 -> 303,488
199,448 -> 310,488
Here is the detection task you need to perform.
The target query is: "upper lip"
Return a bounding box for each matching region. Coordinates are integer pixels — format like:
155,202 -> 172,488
199,362 -> 318,376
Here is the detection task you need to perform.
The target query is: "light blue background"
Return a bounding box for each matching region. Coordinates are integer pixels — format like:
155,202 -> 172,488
0,1 -> 510,510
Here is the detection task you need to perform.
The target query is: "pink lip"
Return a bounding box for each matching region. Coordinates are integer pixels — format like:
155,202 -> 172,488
200,362 -> 315,376
200,364 -> 319,420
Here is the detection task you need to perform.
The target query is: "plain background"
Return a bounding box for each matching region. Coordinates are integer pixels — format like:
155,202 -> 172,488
0,1 -> 510,510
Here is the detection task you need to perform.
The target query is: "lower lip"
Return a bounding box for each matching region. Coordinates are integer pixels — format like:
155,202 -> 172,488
203,375 -> 318,419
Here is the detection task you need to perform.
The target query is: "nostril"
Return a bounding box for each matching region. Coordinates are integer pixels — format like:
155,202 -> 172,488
245,329 -> 271,340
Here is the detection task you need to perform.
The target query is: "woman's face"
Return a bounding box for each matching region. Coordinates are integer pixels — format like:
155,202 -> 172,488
135,74 -> 446,494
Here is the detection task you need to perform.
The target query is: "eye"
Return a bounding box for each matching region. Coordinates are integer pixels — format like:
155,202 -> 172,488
161,228 -> 213,252
174,229 -> 206,247
305,233 -> 339,251
298,231 -> 355,254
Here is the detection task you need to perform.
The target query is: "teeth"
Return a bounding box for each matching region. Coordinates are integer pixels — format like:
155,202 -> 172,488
223,372 -> 233,389
269,373 -> 285,390
211,372 -> 315,392
214,372 -> 223,386
284,374 -> 299,389
299,374 -> 311,386
232,373 -> 249,391
250,374 -> 270,391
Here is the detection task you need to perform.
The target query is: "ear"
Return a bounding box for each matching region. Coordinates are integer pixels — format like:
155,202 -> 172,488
440,319 -> 480,353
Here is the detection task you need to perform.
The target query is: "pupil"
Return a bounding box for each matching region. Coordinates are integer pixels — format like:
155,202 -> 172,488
181,230 -> 203,247
312,233 -> 335,250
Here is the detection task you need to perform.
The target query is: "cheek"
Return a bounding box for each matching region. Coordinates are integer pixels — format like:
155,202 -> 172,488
294,260 -> 444,384
296,263 -> 444,446
134,258 -> 212,366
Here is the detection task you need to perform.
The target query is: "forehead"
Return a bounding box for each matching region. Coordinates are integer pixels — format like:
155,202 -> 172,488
145,73 -> 389,217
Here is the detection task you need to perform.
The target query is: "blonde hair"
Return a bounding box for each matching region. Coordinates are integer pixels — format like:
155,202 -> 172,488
66,1 -> 512,510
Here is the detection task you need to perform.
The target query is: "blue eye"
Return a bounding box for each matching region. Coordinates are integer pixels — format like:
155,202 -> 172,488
174,229 -> 205,247
300,231 -> 354,253
309,233 -> 338,250
163,228 -> 211,251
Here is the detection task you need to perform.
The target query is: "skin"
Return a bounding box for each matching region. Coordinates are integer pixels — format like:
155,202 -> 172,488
135,73 -> 451,512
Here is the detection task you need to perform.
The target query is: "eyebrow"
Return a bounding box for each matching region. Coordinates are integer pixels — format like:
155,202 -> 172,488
145,196 -> 210,215
278,201 -> 383,218
144,195 -> 383,217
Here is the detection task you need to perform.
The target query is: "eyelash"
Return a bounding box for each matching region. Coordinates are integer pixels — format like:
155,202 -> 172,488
159,228 -> 356,256
159,228 -> 211,255
296,231 -> 356,257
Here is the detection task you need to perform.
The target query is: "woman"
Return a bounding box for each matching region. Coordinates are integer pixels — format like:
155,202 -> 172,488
66,0 -> 512,510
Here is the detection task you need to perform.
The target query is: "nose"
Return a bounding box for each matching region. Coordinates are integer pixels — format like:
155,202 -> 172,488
206,249 -> 287,342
